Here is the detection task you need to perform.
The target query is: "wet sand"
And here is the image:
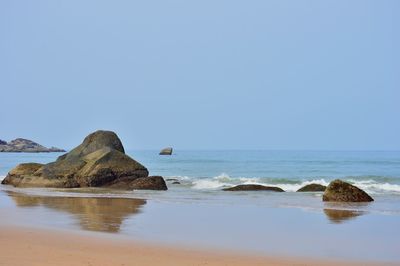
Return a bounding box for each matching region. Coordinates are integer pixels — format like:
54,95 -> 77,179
0,226 -> 387,266
1,188 -> 400,264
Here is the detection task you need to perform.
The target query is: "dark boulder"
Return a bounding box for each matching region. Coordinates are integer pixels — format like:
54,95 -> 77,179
323,179 -> 373,202
297,183 -> 327,192
108,175 -> 167,190
172,181 -> 181,184
159,147 -> 173,155
2,130 -> 167,190
130,176 -> 167,190
223,184 -> 284,192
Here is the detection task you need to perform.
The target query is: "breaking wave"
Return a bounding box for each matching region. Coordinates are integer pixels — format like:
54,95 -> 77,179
167,173 -> 400,194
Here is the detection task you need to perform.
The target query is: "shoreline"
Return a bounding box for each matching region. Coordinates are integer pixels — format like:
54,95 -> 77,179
0,225 -> 389,266
1,149 -> 400,265
1,187 -> 400,263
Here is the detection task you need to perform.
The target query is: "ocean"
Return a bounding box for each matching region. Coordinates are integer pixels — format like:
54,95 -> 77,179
1,150 -> 400,262
2,150 -> 400,192
133,150 -> 400,193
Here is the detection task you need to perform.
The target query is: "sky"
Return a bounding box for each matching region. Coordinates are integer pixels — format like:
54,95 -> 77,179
0,0 -> 399,150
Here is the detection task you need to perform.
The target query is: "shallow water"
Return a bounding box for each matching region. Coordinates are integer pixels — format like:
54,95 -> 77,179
0,189 -> 399,262
0,151 -> 400,262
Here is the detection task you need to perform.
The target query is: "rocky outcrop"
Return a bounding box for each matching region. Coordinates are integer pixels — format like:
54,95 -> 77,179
2,130 -> 167,190
223,184 -> 284,192
0,138 -> 65,152
159,147 -> 173,155
297,183 -> 327,192
322,179 -> 373,202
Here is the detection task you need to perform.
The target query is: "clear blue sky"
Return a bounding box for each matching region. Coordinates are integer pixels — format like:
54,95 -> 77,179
0,0 -> 399,150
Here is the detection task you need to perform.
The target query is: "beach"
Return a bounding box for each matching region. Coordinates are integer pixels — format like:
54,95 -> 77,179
1,150 -> 400,265
0,226 -> 389,266
2,0 -> 398,264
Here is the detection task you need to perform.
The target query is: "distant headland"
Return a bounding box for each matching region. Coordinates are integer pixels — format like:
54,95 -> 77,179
0,138 -> 65,153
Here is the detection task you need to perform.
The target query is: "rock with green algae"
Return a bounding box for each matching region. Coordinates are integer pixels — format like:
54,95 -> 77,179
2,130 -> 167,190
297,183 -> 327,192
323,179 -> 373,202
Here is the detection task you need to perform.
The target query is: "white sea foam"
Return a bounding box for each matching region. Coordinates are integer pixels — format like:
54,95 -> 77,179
191,179 -> 230,189
213,173 -> 232,181
238,178 -> 329,192
166,175 -> 192,181
189,173 -> 330,191
351,181 -> 400,193
184,173 -> 400,194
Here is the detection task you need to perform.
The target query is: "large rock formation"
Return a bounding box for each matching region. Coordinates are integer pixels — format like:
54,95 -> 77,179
0,138 -> 65,152
159,147 -> 173,155
322,179 -> 373,202
223,184 -> 284,192
2,130 -> 167,190
297,183 -> 327,192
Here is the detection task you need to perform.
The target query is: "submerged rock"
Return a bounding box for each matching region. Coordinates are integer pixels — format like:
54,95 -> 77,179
0,138 -> 65,152
297,183 -> 327,192
159,147 -> 173,155
323,179 -> 373,202
166,178 -> 179,182
2,130 -> 167,190
172,181 -> 181,184
222,184 -> 284,192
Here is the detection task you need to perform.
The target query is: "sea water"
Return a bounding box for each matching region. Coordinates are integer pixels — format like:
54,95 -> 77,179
2,150 -> 400,188
1,150 -> 400,262
1,150 -> 400,209
132,150 -> 400,193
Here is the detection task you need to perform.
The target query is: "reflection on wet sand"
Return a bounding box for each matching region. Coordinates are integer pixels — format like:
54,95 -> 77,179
323,208 -> 365,224
7,191 -> 146,233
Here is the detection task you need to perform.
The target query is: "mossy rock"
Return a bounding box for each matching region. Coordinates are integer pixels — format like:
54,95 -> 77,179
323,179 -> 373,202
297,183 -> 326,192
2,130 -> 166,190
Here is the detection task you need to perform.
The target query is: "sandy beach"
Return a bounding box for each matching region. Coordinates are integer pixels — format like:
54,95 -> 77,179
2,0 -> 398,264
0,226 -> 389,266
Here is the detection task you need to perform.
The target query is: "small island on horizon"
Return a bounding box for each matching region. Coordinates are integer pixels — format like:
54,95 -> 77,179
0,138 -> 65,153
